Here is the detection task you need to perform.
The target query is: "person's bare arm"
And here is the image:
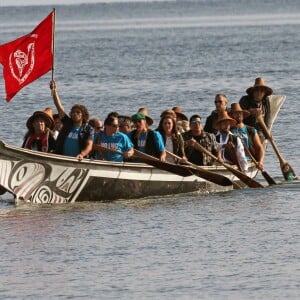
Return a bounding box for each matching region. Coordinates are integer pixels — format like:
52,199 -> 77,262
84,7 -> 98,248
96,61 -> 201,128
50,80 -> 66,119
77,139 -> 94,161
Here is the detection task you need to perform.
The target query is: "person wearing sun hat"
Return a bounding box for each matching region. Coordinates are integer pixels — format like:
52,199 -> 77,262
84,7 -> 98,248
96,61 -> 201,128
129,109 -> 166,161
172,107 -> 188,121
239,77 -> 273,139
229,103 -> 265,170
214,110 -> 248,172
22,107 -> 56,153
137,107 -> 153,127
172,106 -> 189,133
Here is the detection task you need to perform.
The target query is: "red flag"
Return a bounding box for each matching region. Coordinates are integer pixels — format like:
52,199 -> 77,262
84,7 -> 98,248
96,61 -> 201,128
0,11 -> 54,102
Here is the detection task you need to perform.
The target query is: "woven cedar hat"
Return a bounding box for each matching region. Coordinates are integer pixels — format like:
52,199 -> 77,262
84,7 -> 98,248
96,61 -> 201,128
26,107 -> 54,130
246,77 -> 273,96
215,110 -> 237,129
172,106 -> 188,121
160,109 -> 176,119
229,103 -> 250,118
137,107 -> 153,126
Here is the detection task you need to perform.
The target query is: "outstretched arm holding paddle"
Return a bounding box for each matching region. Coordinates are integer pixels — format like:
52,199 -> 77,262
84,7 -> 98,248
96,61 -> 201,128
165,150 -> 239,188
192,141 -> 264,188
240,138 -> 276,186
257,114 -> 296,181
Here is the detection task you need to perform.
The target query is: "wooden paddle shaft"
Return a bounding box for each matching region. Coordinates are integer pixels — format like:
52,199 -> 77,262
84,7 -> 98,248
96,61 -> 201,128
192,141 -> 264,188
165,150 -> 236,187
240,138 -> 276,186
257,114 -> 286,165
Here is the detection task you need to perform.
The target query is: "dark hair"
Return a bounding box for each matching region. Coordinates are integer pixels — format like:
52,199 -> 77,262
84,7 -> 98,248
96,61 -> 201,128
118,116 -> 132,126
189,114 -> 201,122
104,116 -> 118,126
107,111 -> 119,118
70,104 -> 90,123
157,115 -> 179,140
215,93 -> 228,104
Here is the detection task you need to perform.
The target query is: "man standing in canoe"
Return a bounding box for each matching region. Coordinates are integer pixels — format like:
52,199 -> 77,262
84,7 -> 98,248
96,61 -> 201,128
50,80 -> 94,160
239,77 -> 273,140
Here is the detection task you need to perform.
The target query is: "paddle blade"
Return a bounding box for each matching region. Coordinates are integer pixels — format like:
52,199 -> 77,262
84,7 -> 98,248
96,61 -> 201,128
281,162 -> 297,181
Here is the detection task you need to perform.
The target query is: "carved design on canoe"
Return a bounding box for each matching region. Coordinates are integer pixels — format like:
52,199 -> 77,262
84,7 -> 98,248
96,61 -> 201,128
1,160 -> 89,203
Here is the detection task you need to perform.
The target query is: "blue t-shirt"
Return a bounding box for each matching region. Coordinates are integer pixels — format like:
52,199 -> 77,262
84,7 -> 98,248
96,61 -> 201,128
231,125 -> 257,159
231,126 -> 257,148
98,131 -> 133,162
128,130 -> 165,153
63,127 -> 81,157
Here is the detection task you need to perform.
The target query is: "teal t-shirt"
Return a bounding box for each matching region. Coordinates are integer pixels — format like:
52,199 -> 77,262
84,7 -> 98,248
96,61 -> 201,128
63,127 -> 81,156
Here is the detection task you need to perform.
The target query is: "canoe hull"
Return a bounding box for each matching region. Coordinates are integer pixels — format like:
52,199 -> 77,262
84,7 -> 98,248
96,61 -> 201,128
0,140 -> 243,204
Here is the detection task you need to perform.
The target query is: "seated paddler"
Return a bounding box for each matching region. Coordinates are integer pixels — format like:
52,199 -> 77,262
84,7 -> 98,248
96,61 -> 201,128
93,114 -> 134,162
128,108 -> 166,162
22,107 -> 56,153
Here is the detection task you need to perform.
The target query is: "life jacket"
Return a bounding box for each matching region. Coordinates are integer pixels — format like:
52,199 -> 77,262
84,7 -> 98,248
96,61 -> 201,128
22,131 -> 56,153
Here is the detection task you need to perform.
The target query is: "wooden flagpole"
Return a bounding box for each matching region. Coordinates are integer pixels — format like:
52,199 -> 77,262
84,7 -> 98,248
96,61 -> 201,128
51,8 -> 56,81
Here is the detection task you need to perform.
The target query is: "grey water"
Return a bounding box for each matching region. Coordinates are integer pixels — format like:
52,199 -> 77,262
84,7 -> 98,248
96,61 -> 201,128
0,0 -> 299,298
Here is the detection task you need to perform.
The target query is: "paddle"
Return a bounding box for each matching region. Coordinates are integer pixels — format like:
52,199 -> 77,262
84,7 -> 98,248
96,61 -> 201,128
191,141 -> 264,188
93,144 -> 194,177
165,150 -> 236,187
257,114 -> 296,181
240,139 -> 276,185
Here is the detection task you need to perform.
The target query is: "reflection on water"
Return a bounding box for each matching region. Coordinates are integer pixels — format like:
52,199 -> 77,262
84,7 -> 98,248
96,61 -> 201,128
0,180 -> 299,298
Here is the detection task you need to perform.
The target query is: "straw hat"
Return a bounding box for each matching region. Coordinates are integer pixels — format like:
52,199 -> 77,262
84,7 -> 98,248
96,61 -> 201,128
177,120 -> 190,132
137,107 -> 153,126
26,107 -> 54,130
160,109 -> 176,119
229,103 -> 250,118
246,77 -> 273,96
215,111 -> 237,129
172,106 -> 188,121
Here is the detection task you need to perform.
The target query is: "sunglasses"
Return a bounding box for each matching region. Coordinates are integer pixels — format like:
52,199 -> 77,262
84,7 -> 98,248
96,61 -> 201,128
71,110 -> 82,114
190,120 -> 201,125
214,100 -> 224,104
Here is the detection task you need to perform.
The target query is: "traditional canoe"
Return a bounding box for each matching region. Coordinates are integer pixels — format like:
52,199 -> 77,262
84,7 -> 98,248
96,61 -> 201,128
0,95 -> 286,204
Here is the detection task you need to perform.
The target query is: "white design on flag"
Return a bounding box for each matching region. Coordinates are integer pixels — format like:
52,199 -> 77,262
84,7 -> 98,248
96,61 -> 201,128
8,34 -> 38,85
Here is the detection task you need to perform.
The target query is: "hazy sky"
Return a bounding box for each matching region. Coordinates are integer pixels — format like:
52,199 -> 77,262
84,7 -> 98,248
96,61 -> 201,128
0,0 -> 102,6
0,0 -> 163,6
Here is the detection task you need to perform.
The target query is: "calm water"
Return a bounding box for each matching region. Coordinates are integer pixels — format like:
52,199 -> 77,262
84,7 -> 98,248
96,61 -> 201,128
0,1 -> 299,298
